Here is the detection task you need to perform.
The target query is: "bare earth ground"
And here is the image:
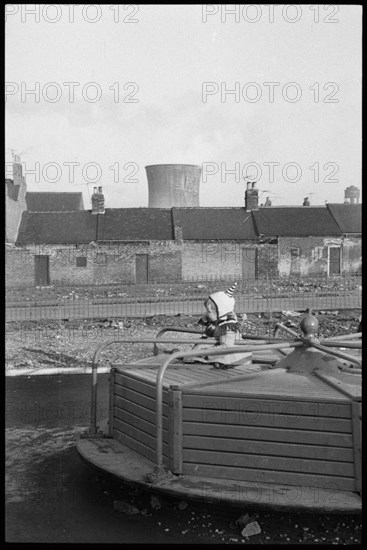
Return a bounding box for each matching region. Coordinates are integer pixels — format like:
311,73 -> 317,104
6,311 -> 362,543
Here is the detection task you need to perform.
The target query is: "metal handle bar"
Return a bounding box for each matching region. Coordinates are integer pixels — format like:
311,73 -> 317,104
319,341 -> 361,349
323,332 -> 361,341
274,323 -> 299,338
299,339 -> 362,366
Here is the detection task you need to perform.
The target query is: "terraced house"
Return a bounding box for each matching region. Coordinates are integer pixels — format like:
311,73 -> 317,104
5,161 -> 361,288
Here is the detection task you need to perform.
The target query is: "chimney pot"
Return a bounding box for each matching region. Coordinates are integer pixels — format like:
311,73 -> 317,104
252,182 -> 256,189
246,182 -> 251,190
91,186 -> 105,214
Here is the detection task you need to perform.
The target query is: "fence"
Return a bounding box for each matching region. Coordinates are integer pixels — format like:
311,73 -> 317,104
5,274 -> 362,322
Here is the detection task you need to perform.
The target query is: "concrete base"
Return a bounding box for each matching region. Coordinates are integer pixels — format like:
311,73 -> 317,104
77,437 -> 362,514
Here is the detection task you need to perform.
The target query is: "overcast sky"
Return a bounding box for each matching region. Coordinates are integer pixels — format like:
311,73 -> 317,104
5,4 -> 362,208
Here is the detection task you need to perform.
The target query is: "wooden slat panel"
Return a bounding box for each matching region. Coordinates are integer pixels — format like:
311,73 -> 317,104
113,419 -> 169,459
183,395 -> 351,419
183,449 -> 354,477
114,384 -> 157,412
183,370 -> 350,400
113,420 -> 155,452
116,363 -> 264,389
183,409 -> 352,433
315,371 -> 362,400
183,422 -> 353,447
115,395 -> 158,425
114,393 -> 168,420
114,408 -> 168,442
351,401 -> 362,492
114,395 -> 169,426
183,387 -> 350,401
115,377 -> 156,399
108,368 -> 116,436
118,365 -> 219,387
183,435 -> 354,462
115,372 -> 169,400
114,429 -> 154,462
182,463 -> 356,492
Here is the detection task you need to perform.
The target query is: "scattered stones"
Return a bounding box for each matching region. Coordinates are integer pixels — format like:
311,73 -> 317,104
235,513 -> 251,529
150,495 -> 162,510
178,500 -> 188,510
113,500 -> 140,515
281,311 -> 301,317
241,521 -> 261,538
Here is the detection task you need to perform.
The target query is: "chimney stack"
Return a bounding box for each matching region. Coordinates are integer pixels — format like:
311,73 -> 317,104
13,155 -> 24,186
91,186 -> 105,214
244,182 -> 259,211
303,197 -> 310,206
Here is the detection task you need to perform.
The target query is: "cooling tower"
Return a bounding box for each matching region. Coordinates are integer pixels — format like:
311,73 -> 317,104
145,164 -> 201,208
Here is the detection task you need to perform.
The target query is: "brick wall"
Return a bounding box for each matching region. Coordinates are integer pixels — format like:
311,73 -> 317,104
181,241 -> 278,280
278,237 -> 329,276
341,237 -> 362,273
257,244 -> 279,278
6,236 -> 360,288
6,247 -> 34,287
6,241 -> 182,288
277,236 -> 361,276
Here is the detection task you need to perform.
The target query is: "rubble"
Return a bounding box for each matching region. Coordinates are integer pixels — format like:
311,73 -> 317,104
178,500 -> 188,510
281,311 -> 302,317
241,521 -> 261,538
150,495 -> 162,510
235,513 -> 251,528
113,500 -> 140,515
5,311 -> 361,373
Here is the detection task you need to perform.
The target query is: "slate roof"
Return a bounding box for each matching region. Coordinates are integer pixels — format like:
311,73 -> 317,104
25,192 -> 84,212
97,209 -> 174,241
253,207 -> 342,237
16,205 -> 360,245
16,208 -> 174,244
172,208 -> 257,240
16,211 -> 97,245
327,204 -> 362,234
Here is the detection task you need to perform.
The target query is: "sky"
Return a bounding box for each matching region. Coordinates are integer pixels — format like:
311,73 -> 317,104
5,4 -> 362,208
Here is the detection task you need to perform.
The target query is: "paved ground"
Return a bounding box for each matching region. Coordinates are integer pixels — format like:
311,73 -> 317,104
5,374 -> 206,543
6,371 -> 362,543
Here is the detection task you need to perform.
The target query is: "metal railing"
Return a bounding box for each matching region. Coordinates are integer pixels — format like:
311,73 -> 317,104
6,273 -> 362,322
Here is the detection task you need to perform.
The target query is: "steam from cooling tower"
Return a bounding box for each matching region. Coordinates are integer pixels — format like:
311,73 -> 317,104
145,164 -> 201,208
